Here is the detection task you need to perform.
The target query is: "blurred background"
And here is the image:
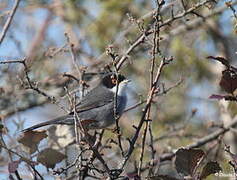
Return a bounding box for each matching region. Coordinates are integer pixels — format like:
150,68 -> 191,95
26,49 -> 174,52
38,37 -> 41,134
0,0 -> 237,179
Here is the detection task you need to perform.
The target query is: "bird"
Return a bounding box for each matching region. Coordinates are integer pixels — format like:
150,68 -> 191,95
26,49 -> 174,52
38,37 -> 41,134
22,73 -> 130,132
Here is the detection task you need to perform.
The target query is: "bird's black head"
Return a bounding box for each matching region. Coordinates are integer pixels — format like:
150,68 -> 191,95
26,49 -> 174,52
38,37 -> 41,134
101,73 -> 126,89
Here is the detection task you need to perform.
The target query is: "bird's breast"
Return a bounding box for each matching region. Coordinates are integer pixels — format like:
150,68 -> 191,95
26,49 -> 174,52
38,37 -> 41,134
116,95 -> 127,115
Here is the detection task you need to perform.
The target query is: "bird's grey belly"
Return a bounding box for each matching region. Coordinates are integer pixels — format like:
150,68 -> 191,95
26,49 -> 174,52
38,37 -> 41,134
61,95 -> 127,129
81,95 -> 127,129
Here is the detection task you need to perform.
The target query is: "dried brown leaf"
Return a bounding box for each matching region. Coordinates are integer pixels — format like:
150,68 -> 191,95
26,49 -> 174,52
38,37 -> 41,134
37,148 -> 66,169
200,161 -> 222,179
220,70 -> 237,94
175,148 -> 205,176
18,130 -> 48,154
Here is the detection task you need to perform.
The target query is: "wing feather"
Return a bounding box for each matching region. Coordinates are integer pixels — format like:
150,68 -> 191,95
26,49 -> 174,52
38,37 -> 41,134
74,86 -> 114,113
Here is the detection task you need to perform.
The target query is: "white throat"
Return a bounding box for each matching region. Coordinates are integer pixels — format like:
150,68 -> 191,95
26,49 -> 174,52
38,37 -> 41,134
110,82 -> 128,97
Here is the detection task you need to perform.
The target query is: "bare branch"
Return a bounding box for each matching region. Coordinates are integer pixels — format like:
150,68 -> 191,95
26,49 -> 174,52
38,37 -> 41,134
0,0 -> 20,45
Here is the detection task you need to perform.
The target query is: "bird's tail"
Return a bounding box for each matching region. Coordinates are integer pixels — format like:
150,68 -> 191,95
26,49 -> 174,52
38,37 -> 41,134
22,115 -> 72,132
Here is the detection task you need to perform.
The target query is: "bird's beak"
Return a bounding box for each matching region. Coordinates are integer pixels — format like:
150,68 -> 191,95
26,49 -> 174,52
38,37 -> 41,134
123,79 -> 131,84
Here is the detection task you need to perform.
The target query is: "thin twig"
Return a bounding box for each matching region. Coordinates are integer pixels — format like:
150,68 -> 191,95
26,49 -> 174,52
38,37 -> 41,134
226,1 -> 237,20
0,0 -> 20,45
148,0 -> 162,175
124,77 -> 183,113
115,0 -> 216,70
138,0 -> 163,176
106,46 -> 125,156
0,58 -> 68,113
0,144 -> 43,180
53,148 -> 89,175
159,117 -> 237,162
65,33 -> 82,78
120,57 -> 172,171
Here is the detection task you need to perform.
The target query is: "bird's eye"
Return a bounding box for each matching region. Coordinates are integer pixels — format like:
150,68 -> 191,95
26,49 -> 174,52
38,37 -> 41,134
111,77 -> 117,84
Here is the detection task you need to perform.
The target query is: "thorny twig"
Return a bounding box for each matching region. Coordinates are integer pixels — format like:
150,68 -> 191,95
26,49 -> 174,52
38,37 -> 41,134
1,59 -> 54,100
64,86 -> 81,144
127,117 -> 237,176
148,0 -> 162,175
0,59 -> 68,112
123,77 -> 183,113
84,130 -> 105,174
65,33 -> 82,79
106,46 -> 125,156
226,1 -> 237,20
138,0 -> 164,176
0,144 -> 43,180
119,56 -> 173,172
159,117 -> 237,162
53,131 -> 106,178
0,131 -> 23,180
115,0 -> 215,70
53,148 -> 89,175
